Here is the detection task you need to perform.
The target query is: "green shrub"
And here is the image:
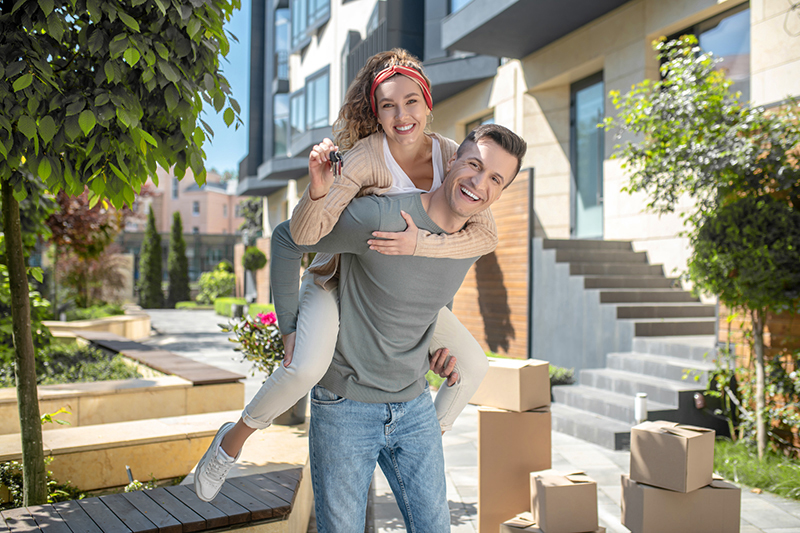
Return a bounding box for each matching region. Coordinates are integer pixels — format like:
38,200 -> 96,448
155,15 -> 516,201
216,260 -> 234,273
214,297 -> 246,317
715,438 -> 800,500
175,301 -> 214,310
197,269 -> 235,304
138,206 -> 164,309
247,303 -> 275,318
0,343 -> 141,388
63,303 -> 124,322
167,212 -> 191,307
0,459 -> 85,510
242,246 -> 267,272
549,365 -> 575,386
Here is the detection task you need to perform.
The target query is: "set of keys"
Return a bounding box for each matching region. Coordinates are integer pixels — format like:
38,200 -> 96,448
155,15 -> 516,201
329,150 -> 343,178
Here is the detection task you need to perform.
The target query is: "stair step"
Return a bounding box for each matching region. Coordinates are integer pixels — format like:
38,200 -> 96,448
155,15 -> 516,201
569,262 -> 664,276
543,239 -> 632,251
632,336 -> 718,362
552,384 -> 676,423
616,303 -> 716,319
579,368 -> 706,405
599,289 -> 698,303
550,403 -> 632,450
555,249 -> 648,264
606,352 -> 715,386
584,276 -> 678,289
629,317 -> 717,337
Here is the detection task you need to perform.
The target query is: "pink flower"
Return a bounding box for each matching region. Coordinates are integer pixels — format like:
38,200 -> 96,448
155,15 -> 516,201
258,312 -> 277,325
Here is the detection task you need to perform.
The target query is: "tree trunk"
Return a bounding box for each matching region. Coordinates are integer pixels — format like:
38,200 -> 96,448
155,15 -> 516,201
752,307 -> 766,460
1,179 -> 47,505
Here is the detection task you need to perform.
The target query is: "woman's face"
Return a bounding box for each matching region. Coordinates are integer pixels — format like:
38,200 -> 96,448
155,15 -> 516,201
374,74 -> 431,148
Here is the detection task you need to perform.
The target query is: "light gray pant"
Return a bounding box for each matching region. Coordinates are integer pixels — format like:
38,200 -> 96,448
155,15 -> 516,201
242,273 -> 489,432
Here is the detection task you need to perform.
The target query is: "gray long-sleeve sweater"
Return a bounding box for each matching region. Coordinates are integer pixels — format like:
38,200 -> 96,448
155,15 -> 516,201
271,193 -> 479,404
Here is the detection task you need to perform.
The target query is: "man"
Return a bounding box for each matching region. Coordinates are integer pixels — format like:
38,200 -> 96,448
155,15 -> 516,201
270,124 -> 526,532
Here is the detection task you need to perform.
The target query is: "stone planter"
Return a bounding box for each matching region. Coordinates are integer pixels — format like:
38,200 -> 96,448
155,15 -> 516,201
274,393 -> 308,426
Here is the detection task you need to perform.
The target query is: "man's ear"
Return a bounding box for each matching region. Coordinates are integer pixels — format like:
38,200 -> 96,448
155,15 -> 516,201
446,152 -> 457,174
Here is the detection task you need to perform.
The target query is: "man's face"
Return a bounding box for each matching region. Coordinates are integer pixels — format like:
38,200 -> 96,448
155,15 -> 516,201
442,139 -> 518,219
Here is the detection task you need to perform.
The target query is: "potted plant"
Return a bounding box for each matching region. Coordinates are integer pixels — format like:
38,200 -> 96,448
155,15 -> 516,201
220,311 -> 307,425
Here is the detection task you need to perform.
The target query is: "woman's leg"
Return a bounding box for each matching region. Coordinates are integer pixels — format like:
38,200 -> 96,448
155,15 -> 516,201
195,274 -> 340,501
429,307 -> 489,432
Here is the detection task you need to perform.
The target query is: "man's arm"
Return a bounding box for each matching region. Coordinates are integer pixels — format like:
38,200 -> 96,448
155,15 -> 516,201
271,197 -> 381,335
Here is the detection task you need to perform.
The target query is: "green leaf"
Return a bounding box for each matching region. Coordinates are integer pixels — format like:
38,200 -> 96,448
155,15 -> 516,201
164,84 -> 179,112
104,61 -> 116,83
38,115 -> 56,144
78,109 -> 96,136
95,93 -> 110,106
158,62 -> 179,83
154,42 -> 169,60
38,0 -> 54,15
46,13 -> 64,42
29,267 -> 43,284
117,10 -> 140,32
37,158 -> 51,179
116,107 -> 132,128
109,162 -> 129,184
13,73 -> 32,92
89,176 -> 106,197
123,48 -> 141,67
223,107 -> 234,127
17,115 -> 36,140
187,17 -> 201,38
138,128 -> 157,146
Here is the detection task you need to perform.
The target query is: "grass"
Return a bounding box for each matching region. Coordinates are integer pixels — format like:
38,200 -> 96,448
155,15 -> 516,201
175,301 -> 214,310
714,438 -> 800,500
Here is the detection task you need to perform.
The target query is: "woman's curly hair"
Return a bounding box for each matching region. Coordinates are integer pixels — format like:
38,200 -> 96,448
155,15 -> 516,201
333,48 -> 431,151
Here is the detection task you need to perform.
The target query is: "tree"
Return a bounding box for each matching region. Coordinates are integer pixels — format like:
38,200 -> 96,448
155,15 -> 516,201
605,35 -> 800,459
242,245 -> 267,300
238,197 -> 263,235
138,206 -> 163,308
0,0 -> 241,504
167,211 -> 190,306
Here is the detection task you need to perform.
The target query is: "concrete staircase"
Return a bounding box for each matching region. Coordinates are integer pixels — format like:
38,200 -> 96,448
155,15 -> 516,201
542,239 -> 719,450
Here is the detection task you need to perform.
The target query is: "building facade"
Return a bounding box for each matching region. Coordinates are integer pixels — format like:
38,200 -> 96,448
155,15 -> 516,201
237,0 -> 799,361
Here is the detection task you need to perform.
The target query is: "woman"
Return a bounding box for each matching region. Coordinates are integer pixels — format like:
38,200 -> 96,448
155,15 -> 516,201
194,49 -> 496,502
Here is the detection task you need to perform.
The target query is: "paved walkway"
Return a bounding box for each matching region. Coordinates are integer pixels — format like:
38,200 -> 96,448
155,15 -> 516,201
144,310 -> 800,533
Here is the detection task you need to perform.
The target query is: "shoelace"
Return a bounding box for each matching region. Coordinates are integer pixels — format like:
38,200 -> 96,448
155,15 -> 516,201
203,454 -> 232,482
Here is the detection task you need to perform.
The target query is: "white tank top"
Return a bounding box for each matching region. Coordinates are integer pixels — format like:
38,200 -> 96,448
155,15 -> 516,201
382,134 -> 443,196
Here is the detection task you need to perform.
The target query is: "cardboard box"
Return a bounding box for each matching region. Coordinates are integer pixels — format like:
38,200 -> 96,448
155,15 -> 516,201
470,358 -> 550,412
621,474 -> 740,533
530,470 -> 598,533
630,420 -> 715,493
478,407 -> 551,533
500,512 -> 606,533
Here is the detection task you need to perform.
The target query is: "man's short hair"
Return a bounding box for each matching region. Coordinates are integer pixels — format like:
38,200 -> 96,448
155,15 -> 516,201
457,124 -> 527,186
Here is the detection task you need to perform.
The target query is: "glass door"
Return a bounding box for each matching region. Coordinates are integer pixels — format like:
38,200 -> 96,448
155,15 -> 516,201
570,73 -> 605,239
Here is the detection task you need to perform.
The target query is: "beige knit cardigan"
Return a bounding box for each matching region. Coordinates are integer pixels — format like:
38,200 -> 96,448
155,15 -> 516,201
289,131 -> 498,284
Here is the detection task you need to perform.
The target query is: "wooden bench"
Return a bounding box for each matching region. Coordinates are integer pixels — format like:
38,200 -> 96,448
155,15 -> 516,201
0,467 -> 309,533
74,331 -> 245,386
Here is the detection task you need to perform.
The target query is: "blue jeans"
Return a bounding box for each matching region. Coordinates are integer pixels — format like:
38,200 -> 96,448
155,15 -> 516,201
309,385 -> 449,533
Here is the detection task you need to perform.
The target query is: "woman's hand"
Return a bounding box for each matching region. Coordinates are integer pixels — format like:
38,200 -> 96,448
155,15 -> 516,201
282,332 -> 297,367
367,211 -> 418,255
308,138 -> 338,200
429,347 -> 458,387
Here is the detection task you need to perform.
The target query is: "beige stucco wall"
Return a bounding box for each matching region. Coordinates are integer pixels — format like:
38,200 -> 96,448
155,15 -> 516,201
750,0 -> 800,105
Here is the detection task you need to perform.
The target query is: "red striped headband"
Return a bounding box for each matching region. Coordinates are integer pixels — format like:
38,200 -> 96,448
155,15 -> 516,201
369,65 -> 433,116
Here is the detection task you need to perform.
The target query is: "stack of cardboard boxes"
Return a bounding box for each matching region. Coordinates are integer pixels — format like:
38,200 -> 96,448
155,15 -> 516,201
621,421 -> 741,533
472,358 -> 552,532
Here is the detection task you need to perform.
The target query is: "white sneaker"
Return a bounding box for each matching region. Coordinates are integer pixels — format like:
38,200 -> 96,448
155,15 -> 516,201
194,422 -> 238,501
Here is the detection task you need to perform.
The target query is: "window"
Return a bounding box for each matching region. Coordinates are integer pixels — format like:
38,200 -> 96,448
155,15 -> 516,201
450,0 -> 473,14
290,90 -> 305,138
290,0 -> 330,49
223,204 -> 228,218
172,177 -> 179,199
274,93 -> 290,156
235,203 -> 243,218
465,114 -> 494,135
275,9 -> 290,80
570,72 -> 604,239
193,201 -> 200,216
305,69 -> 329,129
192,226 -> 199,234
669,4 -> 750,101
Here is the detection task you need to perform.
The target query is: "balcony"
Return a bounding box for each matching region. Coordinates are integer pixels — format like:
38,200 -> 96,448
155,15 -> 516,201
441,0 -> 631,59
424,54 -> 499,103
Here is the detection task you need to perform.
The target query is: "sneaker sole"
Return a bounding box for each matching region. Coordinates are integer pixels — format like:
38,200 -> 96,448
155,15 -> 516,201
194,421 -> 235,502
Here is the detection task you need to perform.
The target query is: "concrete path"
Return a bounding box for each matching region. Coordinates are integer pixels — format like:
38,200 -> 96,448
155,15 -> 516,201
143,310 -> 800,533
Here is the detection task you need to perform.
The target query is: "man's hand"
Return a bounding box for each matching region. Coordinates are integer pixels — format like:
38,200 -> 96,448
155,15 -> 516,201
282,332 -> 297,367
308,138 -> 338,200
367,211 -> 419,255
429,347 -> 458,387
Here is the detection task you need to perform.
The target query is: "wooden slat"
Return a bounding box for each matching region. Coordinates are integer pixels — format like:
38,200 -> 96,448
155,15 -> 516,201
266,468 -> 302,486
218,483 -> 274,521
99,494 -> 158,533
77,498 -> 131,533
27,505 -> 71,533
52,500 -> 103,533
163,486 -> 228,529
120,492 -> 182,533
246,475 -> 294,505
0,508 -> 38,533
144,489 -> 204,533
225,478 -> 289,518
201,493 -> 250,526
